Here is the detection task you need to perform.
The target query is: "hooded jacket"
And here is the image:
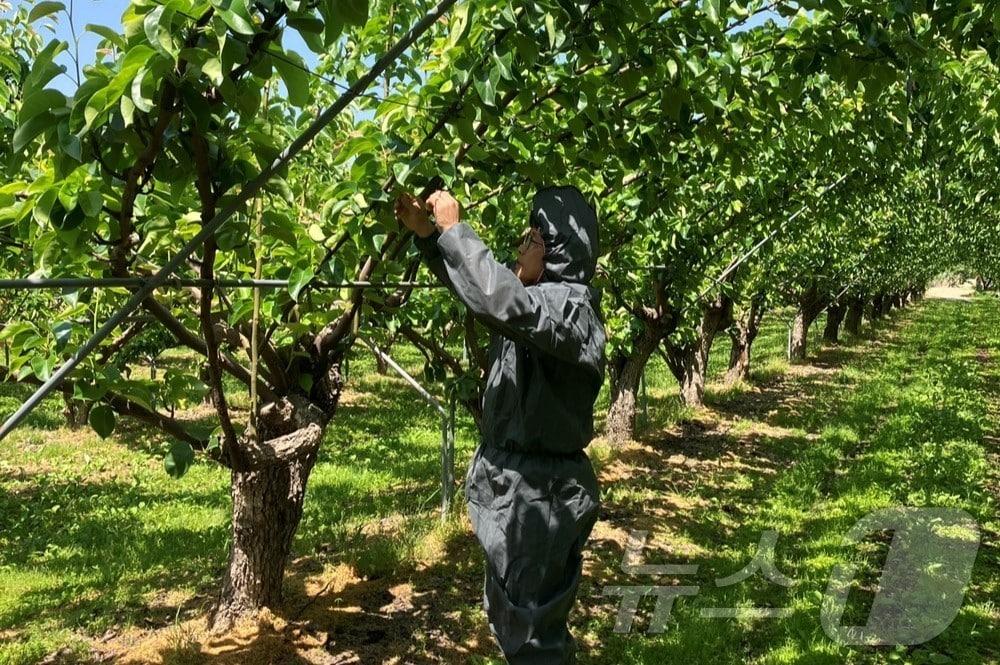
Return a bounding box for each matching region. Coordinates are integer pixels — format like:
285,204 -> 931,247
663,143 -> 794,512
414,185 -> 606,455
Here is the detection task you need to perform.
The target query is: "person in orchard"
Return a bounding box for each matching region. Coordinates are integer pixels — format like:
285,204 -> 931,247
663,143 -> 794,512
395,186 -> 607,664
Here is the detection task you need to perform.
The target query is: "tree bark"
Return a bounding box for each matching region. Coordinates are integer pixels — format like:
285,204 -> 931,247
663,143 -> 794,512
665,295 -> 734,407
62,394 -> 92,429
725,295 -> 765,385
209,392 -> 334,632
869,293 -> 885,321
822,302 -> 847,345
211,451 -> 318,630
789,284 -> 828,362
845,296 -> 865,337
607,325 -> 662,444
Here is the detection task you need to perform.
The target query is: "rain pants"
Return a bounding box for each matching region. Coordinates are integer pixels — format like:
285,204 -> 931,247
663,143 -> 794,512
414,186 -> 606,663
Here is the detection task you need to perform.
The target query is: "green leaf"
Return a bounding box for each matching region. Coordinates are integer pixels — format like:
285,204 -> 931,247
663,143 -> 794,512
287,14 -> 324,34
89,404 -> 116,439
78,190 -> 103,216
60,131 -> 82,161
448,4 -> 473,49
703,0 -> 722,24
143,6 -> 178,58
392,159 -> 414,185
202,57 -> 224,85
332,0 -> 369,26
298,373 -> 314,393
666,58 -> 679,82
30,357 -> 53,382
53,322 -> 73,351
28,1 -> 65,23
164,440 -> 195,478
544,13 -> 558,50
18,88 -> 66,124
272,48 -> 312,107
288,265 -> 314,301
474,65 -> 500,107
23,40 -> 68,94
216,0 -> 256,35
131,66 -> 155,112
13,112 -> 54,152
85,23 -> 127,50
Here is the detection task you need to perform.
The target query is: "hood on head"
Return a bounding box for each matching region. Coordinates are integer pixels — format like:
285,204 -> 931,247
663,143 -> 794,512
530,185 -> 599,284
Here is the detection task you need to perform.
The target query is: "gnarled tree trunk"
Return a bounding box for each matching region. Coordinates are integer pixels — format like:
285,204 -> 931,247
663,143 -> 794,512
789,284 -> 828,362
665,295 -> 734,408
214,451 -> 319,628
725,295 -> 765,385
822,302 -> 847,345
845,295 -> 865,337
209,391 -> 335,632
607,325 -> 663,444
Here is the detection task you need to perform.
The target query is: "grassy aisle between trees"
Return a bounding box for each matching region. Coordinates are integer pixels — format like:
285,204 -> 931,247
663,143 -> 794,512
0,297 -> 996,664
577,295 -> 999,664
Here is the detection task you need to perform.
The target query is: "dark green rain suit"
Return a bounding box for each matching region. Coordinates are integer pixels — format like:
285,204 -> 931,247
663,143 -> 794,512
414,185 -> 606,663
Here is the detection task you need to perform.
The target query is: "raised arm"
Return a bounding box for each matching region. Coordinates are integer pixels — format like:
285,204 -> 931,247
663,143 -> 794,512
433,222 -> 600,367
396,190 -> 603,367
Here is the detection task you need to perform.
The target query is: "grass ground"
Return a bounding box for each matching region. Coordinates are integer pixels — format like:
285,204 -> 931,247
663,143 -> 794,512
0,295 -> 997,664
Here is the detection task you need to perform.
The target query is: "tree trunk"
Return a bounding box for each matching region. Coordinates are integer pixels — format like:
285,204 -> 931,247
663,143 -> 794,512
845,296 -> 865,337
823,302 -> 847,345
665,295 -> 733,407
869,293 -> 885,321
208,392 -> 332,632
607,325 -> 662,444
200,363 -> 213,405
789,284 -> 827,362
62,394 -> 92,429
725,296 -> 765,385
789,310 -> 809,362
881,294 -> 893,316
665,342 -> 704,407
210,453 -> 318,630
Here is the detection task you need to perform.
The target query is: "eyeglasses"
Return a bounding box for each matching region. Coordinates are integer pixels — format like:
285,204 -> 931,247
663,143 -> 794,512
515,228 -> 544,251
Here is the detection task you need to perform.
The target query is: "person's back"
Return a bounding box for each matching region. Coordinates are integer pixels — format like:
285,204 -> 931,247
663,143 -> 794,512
397,185 -> 606,663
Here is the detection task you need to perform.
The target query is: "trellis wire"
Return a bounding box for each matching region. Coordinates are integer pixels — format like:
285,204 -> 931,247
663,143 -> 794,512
697,171 -> 853,301
0,277 -> 443,290
0,0 -> 461,442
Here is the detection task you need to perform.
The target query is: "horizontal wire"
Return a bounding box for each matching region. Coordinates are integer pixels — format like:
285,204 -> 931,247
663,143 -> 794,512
0,277 -> 444,290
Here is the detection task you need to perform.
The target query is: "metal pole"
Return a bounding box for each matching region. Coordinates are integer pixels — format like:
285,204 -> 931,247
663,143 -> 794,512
0,0 -> 460,441
442,393 -> 456,521
362,339 -> 446,419
361,339 -> 455,521
0,278 -> 442,290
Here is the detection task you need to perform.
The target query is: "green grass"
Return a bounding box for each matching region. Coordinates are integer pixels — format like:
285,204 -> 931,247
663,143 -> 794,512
0,299 -> 995,663
577,298 -> 999,664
